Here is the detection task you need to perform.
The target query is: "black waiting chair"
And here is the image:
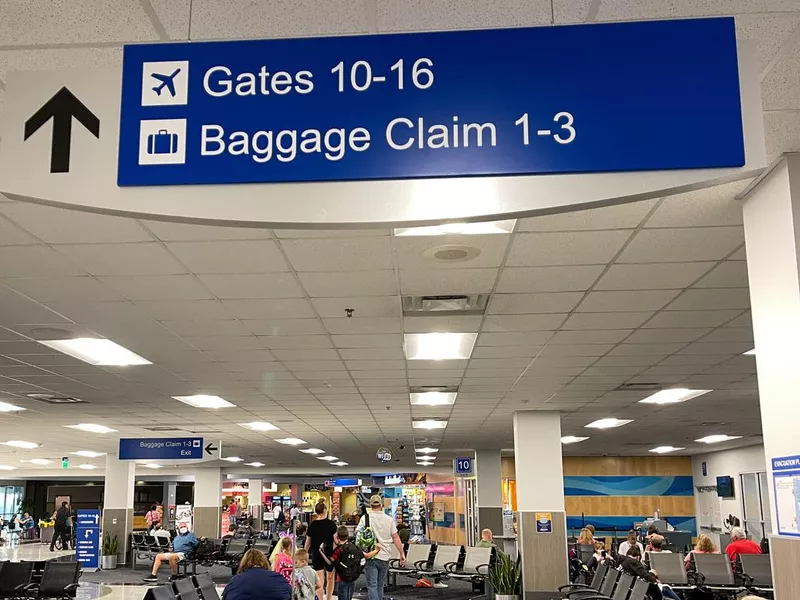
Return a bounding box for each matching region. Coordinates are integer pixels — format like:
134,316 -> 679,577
567,572 -> 632,600
172,577 -> 200,600
0,561 -> 34,599
566,568 -> 618,599
22,562 -> 81,600
648,552 -> 695,591
193,573 -> 219,600
559,562 -> 610,597
694,554 -> 744,594
627,578 -> 650,600
739,553 -> 774,595
143,585 -> 176,600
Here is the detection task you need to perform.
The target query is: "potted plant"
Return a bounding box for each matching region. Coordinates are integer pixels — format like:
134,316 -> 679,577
101,533 -> 118,570
488,550 -> 521,600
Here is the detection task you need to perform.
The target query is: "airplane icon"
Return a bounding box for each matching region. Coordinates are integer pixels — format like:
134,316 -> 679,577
151,68 -> 181,97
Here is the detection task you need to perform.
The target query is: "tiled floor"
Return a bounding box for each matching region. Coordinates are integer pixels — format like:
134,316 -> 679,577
0,541 -> 75,561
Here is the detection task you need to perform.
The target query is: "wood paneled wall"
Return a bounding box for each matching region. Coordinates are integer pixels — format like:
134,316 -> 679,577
503,456 -> 693,478
564,496 -> 695,517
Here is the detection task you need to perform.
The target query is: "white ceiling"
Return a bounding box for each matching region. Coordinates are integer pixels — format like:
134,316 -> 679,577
0,0 -> 798,474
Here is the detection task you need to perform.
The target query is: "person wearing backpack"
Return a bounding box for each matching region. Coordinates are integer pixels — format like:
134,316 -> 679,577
356,496 -> 406,600
321,526 -> 381,600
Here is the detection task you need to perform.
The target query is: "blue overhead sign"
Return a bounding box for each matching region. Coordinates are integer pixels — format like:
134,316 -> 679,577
454,457 -> 473,477
118,437 -> 204,460
118,17 -> 744,187
75,509 -> 100,570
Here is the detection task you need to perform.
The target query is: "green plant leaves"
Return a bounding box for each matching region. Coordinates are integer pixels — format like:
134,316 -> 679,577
487,550 -> 521,595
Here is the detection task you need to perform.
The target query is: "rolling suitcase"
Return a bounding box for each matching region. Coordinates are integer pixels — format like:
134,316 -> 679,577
147,129 -> 178,154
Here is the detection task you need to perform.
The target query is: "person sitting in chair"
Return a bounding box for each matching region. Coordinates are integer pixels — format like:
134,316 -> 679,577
143,521 -> 198,583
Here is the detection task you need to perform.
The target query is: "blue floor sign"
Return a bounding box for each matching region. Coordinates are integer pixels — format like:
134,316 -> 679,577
76,509 -> 100,570
118,17 -> 744,186
119,437 -> 204,460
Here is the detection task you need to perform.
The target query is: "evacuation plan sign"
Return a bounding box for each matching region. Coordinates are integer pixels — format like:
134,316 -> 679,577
118,17 -> 744,187
772,455 -> 800,537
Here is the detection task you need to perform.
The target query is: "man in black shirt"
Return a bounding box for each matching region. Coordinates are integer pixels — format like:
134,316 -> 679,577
50,501 -> 71,551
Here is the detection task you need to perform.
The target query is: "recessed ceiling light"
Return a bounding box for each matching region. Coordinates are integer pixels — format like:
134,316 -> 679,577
73,450 -> 105,458
239,421 -> 279,432
332,461 -> 349,466
222,456 -> 244,462
143,464 -> 163,469
743,349 -> 756,356
318,456 -> 338,461
77,464 -> 98,470
416,447 -> 439,454
245,462 -> 265,467
276,438 -> 307,446
649,446 -> 685,454
299,448 -> 325,455
561,436 -> 590,445
404,333 -> 477,361
585,418 -> 633,429
413,419 -> 448,430
66,424 -> 117,434
695,434 -> 742,444
410,391 -> 457,406
173,395 -> 235,409
3,441 -> 40,449
417,461 -> 434,466
39,338 -> 151,366
394,220 -> 516,237
24,458 -> 52,465
0,402 -> 25,412
639,388 -> 712,405
0,465 -> 16,471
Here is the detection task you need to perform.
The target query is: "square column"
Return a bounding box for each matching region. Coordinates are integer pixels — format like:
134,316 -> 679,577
475,449 -> 503,536
248,478 -> 263,526
193,468 -> 222,538
742,153 -> 800,598
102,454 -> 135,564
513,411 -> 567,597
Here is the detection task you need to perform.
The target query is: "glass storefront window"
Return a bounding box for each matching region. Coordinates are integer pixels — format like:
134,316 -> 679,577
0,485 -> 23,519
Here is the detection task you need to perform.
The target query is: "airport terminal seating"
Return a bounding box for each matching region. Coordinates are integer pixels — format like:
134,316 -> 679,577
17,561 -> 81,600
693,553 -> 746,597
416,544 -> 463,581
145,574 -> 219,600
738,553 -> 774,596
445,546 -> 494,593
647,552 -> 696,593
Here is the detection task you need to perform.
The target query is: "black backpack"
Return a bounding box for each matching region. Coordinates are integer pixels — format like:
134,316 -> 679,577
195,537 -> 214,559
335,542 -> 365,582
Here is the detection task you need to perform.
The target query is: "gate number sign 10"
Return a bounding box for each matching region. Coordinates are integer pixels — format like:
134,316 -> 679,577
455,457 -> 473,475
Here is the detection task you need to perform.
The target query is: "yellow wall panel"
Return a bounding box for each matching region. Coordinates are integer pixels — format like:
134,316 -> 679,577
503,456 -> 692,478
565,496 -> 695,517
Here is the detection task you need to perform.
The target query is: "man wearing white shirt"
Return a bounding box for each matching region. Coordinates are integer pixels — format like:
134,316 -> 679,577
356,496 -> 406,600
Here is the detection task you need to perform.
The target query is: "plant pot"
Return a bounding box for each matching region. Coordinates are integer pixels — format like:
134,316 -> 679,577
101,555 -> 118,570
495,595 -> 519,600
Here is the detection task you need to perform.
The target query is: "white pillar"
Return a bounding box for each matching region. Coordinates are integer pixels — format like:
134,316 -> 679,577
475,449 -> 503,537
193,468 -> 222,538
742,153 -> 800,597
248,478 -> 263,527
513,411 -> 567,594
102,454 -> 135,563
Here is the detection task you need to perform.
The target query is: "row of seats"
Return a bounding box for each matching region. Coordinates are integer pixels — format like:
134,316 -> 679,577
0,561 -> 81,600
560,564 -> 649,600
145,573 -> 219,600
385,544 -> 494,593
648,551 -> 773,596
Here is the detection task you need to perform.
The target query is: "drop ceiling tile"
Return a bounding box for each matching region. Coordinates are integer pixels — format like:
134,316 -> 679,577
377,0 -> 551,31
482,314 -> 566,332
0,246 -> 86,277
645,180 -> 748,228
143,220 -> 271,241
222,299 -> 316,319
339,348 -> 404,360
332,334 -> 402,348
323,318 -> 401,335
0,217 -> 40,246
166,240 -> 288,274
312,297 -> 399,318
577,290 -> 680,312
477,332 -> 551,346
594,355 -> 666,367
518,200 -> 656,231
496,265 -> 604,293
399,268 -> 497,295
3,277 -> 123,303
240,319 -> 325,336
345,360 -> 406,371
506,231 -> 632,266
701,328 -> 753,343
594,262 -> 715,291
55,243 -> 187,276
471,346 -> 541,359
539,344 -> 615,357
394,235 -> 510,270
98,275 -> 214,301
607,343 -> 688,356
489,293 -> 583,314
666,288 -> 750,311
617,227 -> 744,263
694,261 -> 749,288
282,238 -> 392,272
549,330 -> 633,344
403,316 -> 483,333
624,328 -> 712,344
642,310 -> 744,329
562,312 -> 653,329
197,273 -> 304,299
658,354 -> 730,367
135,299 -> 230,321
678,341 -> 752,356
259,336 -> 333,350
267,347 -> 339,363
298,271 -> 398,297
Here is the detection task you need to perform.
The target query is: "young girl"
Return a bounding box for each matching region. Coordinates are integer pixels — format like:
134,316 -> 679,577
273,536 -> 294,583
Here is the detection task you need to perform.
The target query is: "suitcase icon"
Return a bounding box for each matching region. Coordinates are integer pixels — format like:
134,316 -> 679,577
147,129 -> 179,155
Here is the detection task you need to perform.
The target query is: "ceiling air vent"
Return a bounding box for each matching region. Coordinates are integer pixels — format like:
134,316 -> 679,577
27,393 -> 85,404
188,429 -> 223,434
403,294 -> 489,316
613,383 -> 662,392
144,426 -> 183,432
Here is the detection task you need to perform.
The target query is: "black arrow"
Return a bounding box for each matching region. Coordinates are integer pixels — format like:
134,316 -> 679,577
24,86 -> 100,174
205,444 -> 218,456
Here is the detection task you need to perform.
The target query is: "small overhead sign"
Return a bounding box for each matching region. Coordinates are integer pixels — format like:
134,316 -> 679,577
454,456 -> 473,477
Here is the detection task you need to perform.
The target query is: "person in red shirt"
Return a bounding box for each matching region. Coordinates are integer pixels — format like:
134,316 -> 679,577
725,527 -> 762,568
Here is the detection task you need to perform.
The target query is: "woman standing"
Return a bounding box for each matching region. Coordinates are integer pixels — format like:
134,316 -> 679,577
305,501 -> 337,600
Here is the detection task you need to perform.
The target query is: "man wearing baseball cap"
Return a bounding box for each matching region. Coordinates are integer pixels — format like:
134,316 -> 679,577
356,495 -> 406,600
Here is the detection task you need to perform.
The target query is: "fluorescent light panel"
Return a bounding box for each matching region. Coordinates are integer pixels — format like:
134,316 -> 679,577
318,456 -> 338,461
416,447 -> 439,454
276,438 -> 306,446
695,434 -> 742,444
412,419 -> 448,430
239,421 -> 279,432
585,418 -> 633,429
3,441 -> 40,449
650,446 -> 685,454
24,459 -> 52,465
394,219 -> 516,237
245,462 -> 265,467
332,461 -> 349,466
143,464 -> 163,469
0,465 -> 16,471
73,450 -> 105,458
404,333 -> 477,361
78,464 -> 98,470
639,388 -> 712,405
66,424 -> 117,434
222,456 -> 244,462
39,338 -> 151,366
173,395 -> 235,409
0,402 -> 25,412
410,391 -> 457,406
299,448 -> 325,455
561,436 -> 589,445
